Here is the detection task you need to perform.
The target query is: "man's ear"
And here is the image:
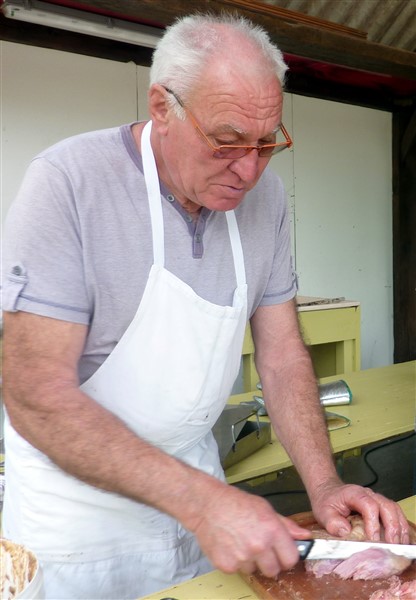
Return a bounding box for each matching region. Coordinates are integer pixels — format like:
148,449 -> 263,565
148,84 -> 170,135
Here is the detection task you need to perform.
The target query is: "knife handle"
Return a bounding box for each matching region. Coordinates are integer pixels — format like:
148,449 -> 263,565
295,539 -> 315,559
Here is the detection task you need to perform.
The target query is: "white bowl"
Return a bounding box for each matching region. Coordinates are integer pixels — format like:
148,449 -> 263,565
1,539 -> 44,600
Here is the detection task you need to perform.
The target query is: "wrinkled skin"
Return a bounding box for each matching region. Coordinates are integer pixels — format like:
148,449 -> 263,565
190,484 -> 312,577
309,480 -> 410,545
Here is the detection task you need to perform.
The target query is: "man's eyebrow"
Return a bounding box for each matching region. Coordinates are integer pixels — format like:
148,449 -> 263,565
214,123 -> 281,137
213,123 -> 246,136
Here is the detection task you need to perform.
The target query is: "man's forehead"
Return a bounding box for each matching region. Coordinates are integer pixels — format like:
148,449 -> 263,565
193,75 -> 282,113
193,89 -> 283,133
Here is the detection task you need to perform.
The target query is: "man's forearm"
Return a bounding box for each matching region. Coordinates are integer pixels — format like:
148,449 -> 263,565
259,344 -> 340,497
6,383 -> 226,534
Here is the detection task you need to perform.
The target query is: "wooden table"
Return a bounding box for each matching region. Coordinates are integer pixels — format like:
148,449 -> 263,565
139,496 -> 416,600
139,362 -> 415,600
226,361 -> 415,484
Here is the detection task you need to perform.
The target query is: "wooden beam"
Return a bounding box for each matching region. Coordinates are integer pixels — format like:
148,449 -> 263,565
219,0 -> 367,39
392,106 -> 416,363
285,71 -> 397,113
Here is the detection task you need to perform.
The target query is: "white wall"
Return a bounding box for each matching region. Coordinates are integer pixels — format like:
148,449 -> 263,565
294,96 -> 393,369
269,95 -> 393,368
1,41 -> 393,369
1,42 -> 137,214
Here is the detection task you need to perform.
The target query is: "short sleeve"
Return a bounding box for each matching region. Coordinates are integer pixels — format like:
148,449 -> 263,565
259,176 -> 298,306
2,157 -> 90,324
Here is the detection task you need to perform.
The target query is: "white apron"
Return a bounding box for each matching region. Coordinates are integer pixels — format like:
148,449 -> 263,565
3,121 -> 248,599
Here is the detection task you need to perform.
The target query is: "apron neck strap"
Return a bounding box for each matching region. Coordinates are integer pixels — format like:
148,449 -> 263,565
141,120 -> 165,266
225,211 -> 246,287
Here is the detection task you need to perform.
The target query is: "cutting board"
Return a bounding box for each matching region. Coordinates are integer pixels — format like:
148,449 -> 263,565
241,511 -> 416,600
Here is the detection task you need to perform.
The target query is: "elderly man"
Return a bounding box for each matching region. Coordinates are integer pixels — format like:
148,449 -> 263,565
2,12 -> 409,600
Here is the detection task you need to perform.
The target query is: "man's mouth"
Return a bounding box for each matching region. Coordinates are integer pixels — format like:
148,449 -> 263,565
221,184 -> 246,195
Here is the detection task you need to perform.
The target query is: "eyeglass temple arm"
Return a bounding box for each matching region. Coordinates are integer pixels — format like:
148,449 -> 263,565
279,123 -> 293,147
163,86 -> 184,107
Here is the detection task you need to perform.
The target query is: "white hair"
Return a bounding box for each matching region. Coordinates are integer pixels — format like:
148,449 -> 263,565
150,12 -> 288,119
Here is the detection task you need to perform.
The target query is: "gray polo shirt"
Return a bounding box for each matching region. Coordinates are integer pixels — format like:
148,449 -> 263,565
3,124 -> 297,383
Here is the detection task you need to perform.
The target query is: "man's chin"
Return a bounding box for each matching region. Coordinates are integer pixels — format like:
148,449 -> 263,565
204,194 -> 246,212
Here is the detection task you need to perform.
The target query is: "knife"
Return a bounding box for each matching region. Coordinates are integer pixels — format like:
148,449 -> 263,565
296,539 -> 416,561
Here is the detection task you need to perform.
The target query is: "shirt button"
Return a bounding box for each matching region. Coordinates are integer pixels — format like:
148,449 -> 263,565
185,214 -> 192,222
195,234 -> 202,243
12,265 -> 23,276
167,194 -> 175,203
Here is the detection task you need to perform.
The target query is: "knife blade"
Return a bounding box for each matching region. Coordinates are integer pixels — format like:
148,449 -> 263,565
296,539 -> 416,561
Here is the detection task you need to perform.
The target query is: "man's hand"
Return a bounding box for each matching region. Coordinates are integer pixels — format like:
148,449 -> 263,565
190,484 -> 311,578
309,478 -> 410,544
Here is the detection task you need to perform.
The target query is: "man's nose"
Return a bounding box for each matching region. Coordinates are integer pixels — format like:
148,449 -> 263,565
229,148 -> 261,183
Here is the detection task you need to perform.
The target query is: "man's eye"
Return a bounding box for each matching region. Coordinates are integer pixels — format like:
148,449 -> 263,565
216,139 -> 238,146
261,137 -> 277,145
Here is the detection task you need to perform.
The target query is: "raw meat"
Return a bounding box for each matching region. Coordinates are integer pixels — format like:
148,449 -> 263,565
347,515 -> 367,540
305,515 -> 414,581
306,557 -> 343,577
331,548 -> 411,580
369,576 -> 416,599
305,548 -> 411,580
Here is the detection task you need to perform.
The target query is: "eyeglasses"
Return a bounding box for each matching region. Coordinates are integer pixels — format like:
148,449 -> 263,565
164,87 -> 293,159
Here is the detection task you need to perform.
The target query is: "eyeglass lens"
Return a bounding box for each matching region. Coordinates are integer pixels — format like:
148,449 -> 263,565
213,143 -> 289,159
